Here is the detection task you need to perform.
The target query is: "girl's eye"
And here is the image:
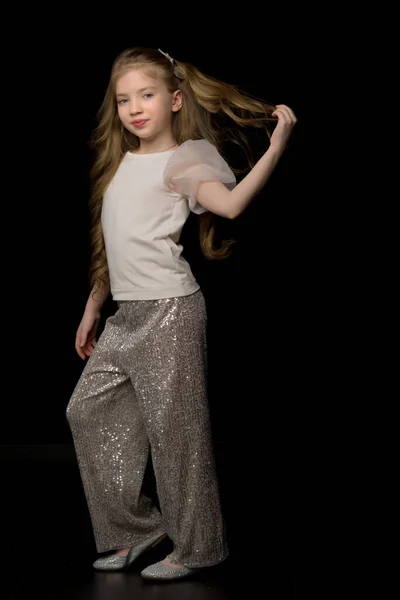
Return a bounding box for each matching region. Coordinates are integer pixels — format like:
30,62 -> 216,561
117,94 -> 153,104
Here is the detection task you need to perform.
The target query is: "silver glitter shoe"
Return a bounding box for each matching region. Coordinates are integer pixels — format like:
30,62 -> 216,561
93,532 -> 167,571
141,558 -> 198,581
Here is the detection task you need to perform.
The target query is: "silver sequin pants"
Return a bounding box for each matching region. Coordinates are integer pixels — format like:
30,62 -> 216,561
66,289 -> 228,568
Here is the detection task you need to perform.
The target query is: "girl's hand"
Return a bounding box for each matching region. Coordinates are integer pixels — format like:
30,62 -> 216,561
75,309 -> 101,360
270,104 -> 297,151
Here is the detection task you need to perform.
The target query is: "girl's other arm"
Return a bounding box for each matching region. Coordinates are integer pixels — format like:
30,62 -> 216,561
75,278 -> 110,359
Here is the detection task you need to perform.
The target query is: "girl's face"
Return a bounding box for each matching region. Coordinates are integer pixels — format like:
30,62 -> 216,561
116,67 -> 182,139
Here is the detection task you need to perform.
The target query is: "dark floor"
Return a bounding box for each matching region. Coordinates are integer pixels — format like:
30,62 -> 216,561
1,442 -> 298,599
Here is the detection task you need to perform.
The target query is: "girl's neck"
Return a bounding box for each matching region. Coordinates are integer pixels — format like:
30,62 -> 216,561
132,137 -> 178,155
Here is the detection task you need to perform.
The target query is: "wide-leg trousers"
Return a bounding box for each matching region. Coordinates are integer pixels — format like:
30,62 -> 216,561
66,289 -> 228,567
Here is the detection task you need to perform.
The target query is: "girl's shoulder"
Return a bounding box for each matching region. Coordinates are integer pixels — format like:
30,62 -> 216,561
176,138 -> 216,152
179,138 -> 214,147
166,139 -> 221,167
163,138 -> 236,190
173,139 -> 216,156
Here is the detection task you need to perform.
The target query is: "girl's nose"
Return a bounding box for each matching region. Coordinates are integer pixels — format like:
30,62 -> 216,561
129,102 -> 142,115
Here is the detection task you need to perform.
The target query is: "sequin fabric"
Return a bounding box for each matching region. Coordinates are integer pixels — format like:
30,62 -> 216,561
66,290 -> 228,568
141,560 -> 198,580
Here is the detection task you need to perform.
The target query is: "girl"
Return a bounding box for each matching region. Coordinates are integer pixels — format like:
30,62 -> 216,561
66,46 -> 296,582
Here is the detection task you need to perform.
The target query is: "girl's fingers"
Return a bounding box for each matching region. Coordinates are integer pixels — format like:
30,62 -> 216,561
85,338 -> 96,356
86,342 -> 95,356
272,107 -> 284,119
276,104 -> 297,122
75,336 -> 82,358
276,106 -> 292,122
76,343 -> 86,359
272,108 -> 289,124
88,337 -> 96,348
76,333 -> 88,358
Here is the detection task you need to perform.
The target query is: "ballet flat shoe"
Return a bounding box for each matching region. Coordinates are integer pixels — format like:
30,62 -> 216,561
93,532 -> 167,571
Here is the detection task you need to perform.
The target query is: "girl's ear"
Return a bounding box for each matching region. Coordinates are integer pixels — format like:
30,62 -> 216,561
172,90 -> 182,112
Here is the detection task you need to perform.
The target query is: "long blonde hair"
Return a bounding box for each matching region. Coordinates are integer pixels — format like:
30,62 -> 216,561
89,47 -> 276,293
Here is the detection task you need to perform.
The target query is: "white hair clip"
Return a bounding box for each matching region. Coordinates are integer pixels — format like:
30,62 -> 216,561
158,48 -> 185,79
158,48 -> 175,64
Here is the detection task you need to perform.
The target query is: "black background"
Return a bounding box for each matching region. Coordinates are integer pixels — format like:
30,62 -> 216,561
1,14 -> 397,590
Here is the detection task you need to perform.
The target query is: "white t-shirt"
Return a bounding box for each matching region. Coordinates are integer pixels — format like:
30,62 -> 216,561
101,139 -> 236,301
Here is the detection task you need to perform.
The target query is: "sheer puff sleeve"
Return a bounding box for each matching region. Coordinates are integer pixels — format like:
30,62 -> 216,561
163,139 -> 236,214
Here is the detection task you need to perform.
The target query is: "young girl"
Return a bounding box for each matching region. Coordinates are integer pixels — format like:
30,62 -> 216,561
66,46 -> 296,581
